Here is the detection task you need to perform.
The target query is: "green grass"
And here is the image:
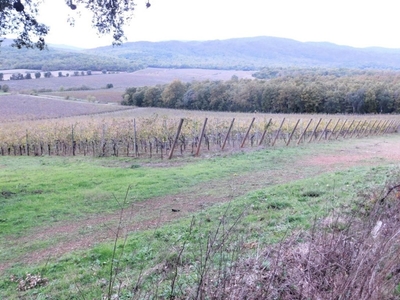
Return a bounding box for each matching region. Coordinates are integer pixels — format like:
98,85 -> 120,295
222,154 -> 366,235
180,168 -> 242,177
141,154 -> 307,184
1,162 -> 398,298
0,136 -> 399,298
0,147 -> 309,237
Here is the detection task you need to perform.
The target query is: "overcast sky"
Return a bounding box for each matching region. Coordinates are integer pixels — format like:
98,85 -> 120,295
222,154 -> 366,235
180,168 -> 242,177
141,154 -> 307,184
37,0 -> 400,49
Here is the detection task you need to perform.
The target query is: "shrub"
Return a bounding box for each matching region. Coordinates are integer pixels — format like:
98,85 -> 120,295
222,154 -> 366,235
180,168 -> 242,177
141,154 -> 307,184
1,84 -> 10,92
106,83 -> 114,89
10,73 -> 23,80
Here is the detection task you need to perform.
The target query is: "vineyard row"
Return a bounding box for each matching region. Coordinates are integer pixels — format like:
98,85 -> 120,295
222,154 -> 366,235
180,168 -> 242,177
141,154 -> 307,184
0,117 -> 399,159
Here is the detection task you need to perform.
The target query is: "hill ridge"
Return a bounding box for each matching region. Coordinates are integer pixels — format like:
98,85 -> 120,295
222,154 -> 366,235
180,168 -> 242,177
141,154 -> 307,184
2,36 -> 400,71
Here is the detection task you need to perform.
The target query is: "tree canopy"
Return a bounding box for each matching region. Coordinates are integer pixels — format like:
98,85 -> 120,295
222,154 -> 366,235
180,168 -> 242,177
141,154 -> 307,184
0,0 -> 150,49
121,69 -> 400,114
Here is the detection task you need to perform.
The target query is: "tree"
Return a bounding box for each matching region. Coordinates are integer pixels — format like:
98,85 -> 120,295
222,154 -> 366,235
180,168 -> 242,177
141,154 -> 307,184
34,72 -> 41,79
1,84 -> 10,92
10,73 -> 23,80
143,86 -> 163,107
162,80 -> 187,108
0,73 -> 3,81
0,0 -> 152,50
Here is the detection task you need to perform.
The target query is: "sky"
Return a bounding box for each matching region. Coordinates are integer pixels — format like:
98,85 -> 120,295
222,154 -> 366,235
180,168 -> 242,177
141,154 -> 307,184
36,0 -> 400,49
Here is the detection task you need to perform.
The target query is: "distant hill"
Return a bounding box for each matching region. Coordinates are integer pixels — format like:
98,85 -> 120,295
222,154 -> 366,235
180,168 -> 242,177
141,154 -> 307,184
2,36 -> 400,71
85,36 -> 400,70
0,41 -> 141,72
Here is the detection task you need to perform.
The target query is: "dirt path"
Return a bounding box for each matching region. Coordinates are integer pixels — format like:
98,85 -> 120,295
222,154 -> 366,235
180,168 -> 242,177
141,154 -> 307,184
2,136 -> 400,274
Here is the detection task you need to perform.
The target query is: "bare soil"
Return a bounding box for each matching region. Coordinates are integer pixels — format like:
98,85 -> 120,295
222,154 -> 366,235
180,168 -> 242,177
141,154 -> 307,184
1,136 -> 400,274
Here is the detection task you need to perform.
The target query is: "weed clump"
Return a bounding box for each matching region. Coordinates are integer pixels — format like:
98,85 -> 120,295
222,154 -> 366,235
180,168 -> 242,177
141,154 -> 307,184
204,185 -> 400,299
10,273 -> 48,291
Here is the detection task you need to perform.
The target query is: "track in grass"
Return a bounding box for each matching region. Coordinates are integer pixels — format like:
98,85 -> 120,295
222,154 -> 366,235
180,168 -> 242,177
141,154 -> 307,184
1,135 -> 400,274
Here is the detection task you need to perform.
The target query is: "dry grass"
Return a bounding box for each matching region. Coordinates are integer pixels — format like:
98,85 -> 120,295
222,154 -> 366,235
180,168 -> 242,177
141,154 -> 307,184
132,183 -> 400,300
196,186 -> 400,300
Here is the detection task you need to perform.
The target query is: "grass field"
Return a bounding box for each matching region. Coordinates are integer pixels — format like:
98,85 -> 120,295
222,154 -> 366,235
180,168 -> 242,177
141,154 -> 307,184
1,134 -> 400,298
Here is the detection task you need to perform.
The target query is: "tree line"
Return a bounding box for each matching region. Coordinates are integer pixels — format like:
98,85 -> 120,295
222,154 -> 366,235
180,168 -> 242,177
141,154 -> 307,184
122,69 -> 400,114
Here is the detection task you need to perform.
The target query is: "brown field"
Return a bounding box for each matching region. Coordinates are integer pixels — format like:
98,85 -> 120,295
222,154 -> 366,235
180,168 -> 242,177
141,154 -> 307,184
0,68 -> 254,105
0,94 -> 131,123
47,88 -> 127,103
1,68 -> 254,93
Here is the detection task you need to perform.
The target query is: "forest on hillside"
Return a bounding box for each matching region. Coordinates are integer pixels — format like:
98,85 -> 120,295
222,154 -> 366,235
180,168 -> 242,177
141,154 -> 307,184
3,36 -> 400,71
0,44 -> 142,72
122,68 -> 400,114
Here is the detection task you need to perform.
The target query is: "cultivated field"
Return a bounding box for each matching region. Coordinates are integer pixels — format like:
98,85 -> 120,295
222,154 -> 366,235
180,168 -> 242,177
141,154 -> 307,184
1,68 -> 254,95
0,94 -> 130,122
0,99 -> 398,158
1,69 -> 400,299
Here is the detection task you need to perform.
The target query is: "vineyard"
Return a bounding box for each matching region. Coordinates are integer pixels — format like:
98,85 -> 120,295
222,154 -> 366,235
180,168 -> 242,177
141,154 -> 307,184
1,113 -> 399,159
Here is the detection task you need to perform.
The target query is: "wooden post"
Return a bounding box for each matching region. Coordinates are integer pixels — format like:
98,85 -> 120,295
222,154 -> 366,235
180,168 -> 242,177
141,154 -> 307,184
297,119 -> 312,145
391,120 -> 398,133
286,119 -> 300,146
26,130 -> 29,156
318,119 -> 332,141
343,120 -> 355,139
355,120 -> 367,137
241,118 -> 255,148
359,120 -> 371,137
195,118 -> 208,156
392,120 -> 400,133
272,118 -> 285,146
350,121 -> 362,138
381,120 -> 391,134
328,119 -> 340,140
336,119 -> 348,140
372,120 -> 383,135
385,120 -> 396,134
222,118 -> 235,150
259,118 -> 272,146
101,124 -> 106,156
168,118 -> 184,159
72,124 -> 76,156
308,118 -> 322,143
366,120 -> 378,136
379,120 -> 390,134
384,120 -> 395,134
133,119 -> 138,157
393,120 -> 400,133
